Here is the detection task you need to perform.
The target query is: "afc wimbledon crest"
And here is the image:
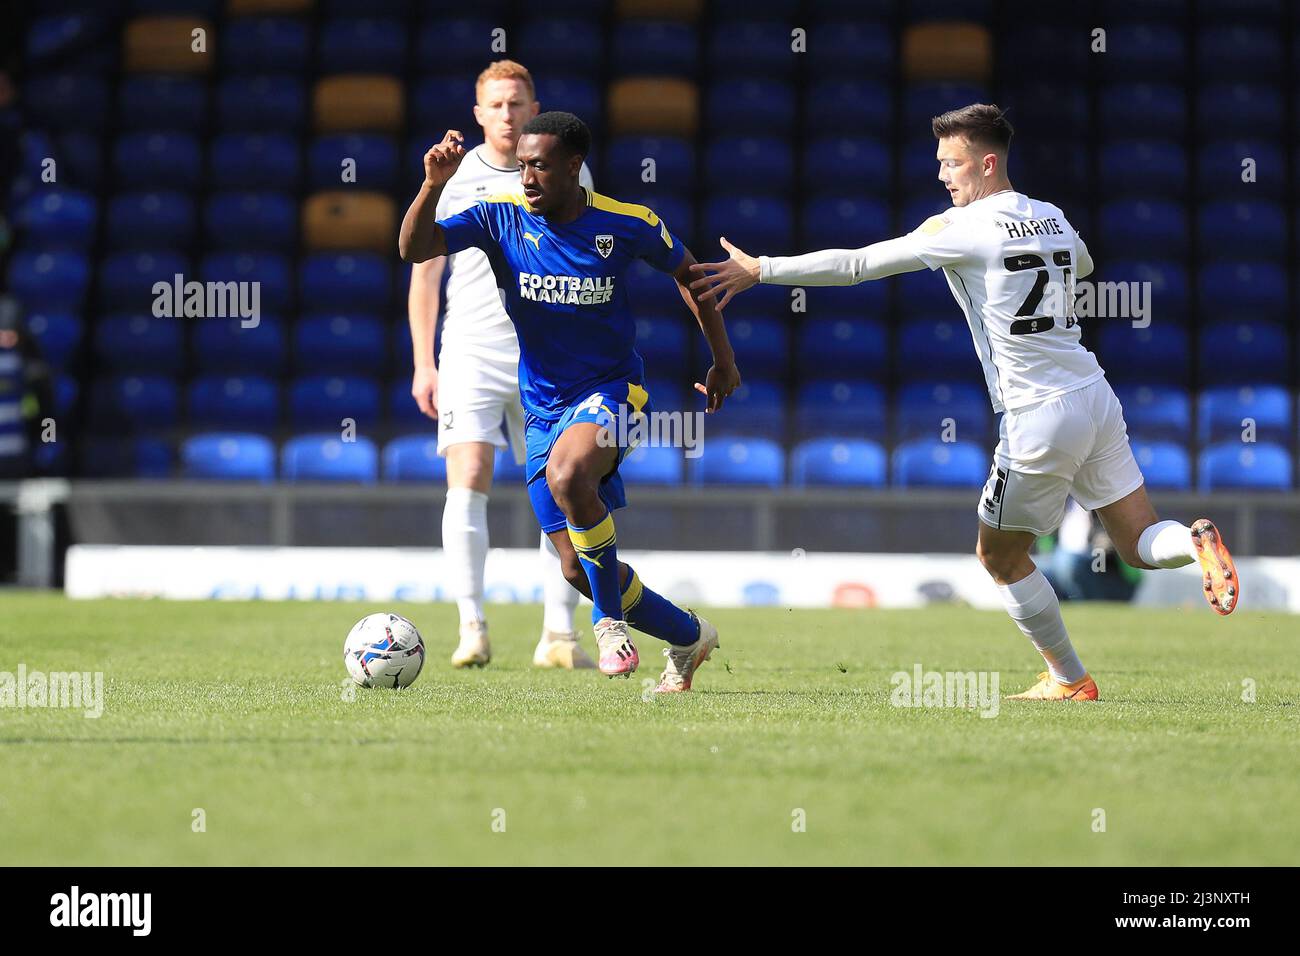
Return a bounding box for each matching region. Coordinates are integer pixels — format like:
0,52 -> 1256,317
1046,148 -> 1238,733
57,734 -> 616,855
595,234 -> 614,258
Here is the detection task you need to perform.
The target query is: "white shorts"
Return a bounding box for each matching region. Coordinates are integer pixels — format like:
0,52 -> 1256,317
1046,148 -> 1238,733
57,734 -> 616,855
435,348 -> 526,464
978,377 -> 1144,537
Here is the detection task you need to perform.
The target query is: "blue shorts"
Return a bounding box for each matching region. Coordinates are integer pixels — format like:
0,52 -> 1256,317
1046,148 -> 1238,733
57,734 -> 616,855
525,381 -> 650,534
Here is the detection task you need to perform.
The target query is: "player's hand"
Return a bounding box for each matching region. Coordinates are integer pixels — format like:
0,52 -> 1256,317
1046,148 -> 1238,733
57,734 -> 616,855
422,130 -> 466,189
694,361 -> 741,414
688,237 -> 760,310
411,365 -> 439,420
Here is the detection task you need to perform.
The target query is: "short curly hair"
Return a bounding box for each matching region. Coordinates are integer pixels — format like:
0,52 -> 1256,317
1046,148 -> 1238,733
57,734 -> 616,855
521,111 -> 591,159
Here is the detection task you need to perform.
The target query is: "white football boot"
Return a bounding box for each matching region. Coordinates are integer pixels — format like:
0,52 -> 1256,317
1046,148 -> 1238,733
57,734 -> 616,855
593,617 -> 638,678
532,628 -> 596,669
654,612 -> 720,694
450,619 -> 491,668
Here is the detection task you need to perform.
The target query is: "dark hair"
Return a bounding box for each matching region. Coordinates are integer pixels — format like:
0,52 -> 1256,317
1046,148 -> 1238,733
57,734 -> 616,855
931,103 -> 1014,153
521,111 -> 591,158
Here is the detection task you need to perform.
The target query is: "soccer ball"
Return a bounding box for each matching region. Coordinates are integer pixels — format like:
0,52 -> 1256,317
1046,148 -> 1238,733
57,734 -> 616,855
343,612 -> 426,689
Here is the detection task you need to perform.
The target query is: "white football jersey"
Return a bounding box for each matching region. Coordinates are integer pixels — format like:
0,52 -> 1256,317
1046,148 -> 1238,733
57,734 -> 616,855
903,190 -> 1104,414
435,145 -> 594,359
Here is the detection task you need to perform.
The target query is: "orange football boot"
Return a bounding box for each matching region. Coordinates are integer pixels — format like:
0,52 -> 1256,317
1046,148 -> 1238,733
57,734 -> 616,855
1191,518 -> 1239,615
1007,672 -> 1100,701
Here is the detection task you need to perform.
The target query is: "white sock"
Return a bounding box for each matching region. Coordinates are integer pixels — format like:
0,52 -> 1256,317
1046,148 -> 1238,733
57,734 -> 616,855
443,487 -> 488,625
1136,519 -> 1197,569
540,531 -> 579,635
996,568 -> 1087,685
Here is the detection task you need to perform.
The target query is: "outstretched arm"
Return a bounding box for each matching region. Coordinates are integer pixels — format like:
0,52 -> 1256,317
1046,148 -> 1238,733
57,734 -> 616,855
689,235 -> 928,308
398,130 -> 466,263
671,249 -> 740,413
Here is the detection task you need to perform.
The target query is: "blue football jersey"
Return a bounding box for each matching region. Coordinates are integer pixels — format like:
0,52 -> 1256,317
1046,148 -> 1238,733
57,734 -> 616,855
437,187 -> 686,420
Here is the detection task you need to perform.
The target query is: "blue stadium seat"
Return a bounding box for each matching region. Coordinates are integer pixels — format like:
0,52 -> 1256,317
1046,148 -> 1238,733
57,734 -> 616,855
625,194 -> 693,245
801,197 -> 889,249
1198,261 -> 1288,322
309,134 -> 399,191
200,252 -> 292,313
26,14 -> 115,72
210,134 -> 301,190
709,21 -> 798,78
1099,141 -> 1187,197
383,435 -> 448,483
611,20 -> 695,76
705,137 -> 793,193
387,379 -> 433,431
802,138 -> 891,196
1198,442 -> 1293,491
618,445 -> 684,486
804,81 -> 892,137
89,376 -> 179,431
409,77 -> 476,134
1198,321 -> 1289,386
1098,84 -> 1185,139
106,191 -> 195,248
624,258 -> 682,316
317,18 -> 406,73
702,197 -> 793,253
1197,202 -> 1285,260
282,434 -> 379,483
78,437 -> 173,479
94,314 -> 184,374
20,129 -> 105,191
900,137 -> 944,193
1004,82 -> 1088,132
6,250 -> 90,310
695,437 -> 783,487
1102,259 -> 1189,320
188,375 -> 280,431
204,192 -> 297,250
182,433 -> 276,481
1198,385 -> 1292,444
1106,23 -> 1185,80
117,76 -> 207,132
634,316 -> 689,370
1017,139 -> 1091,206
517,19 -> 605,74
294,315 -> 387,376
1198,140 -> 1284,197
715,380 -> 785,434
221,17 -> 310,73
300,254 -> 391,312
289,376 -> 381,431
97,251 -> 189,310
1113,385 -> 1191,441
494,447 -> 527,484
899,195 -> 954,233
706,80 -> 795,134
1098,200 -> 1188,257
415,20 -> 499,75
795,380 -> 887,440
12,190 -> 98,250
904,83 -> 988,125
1131,440 -> 1192,490
217,76 -> 305,131
533,77 -> 602,130
23,74 -> 110,130
895,263 -> 961,315
1198,84 -> 1284,137
891,439 -> 987,488
1100,324 -> 1190,385
53,375 -> 78,420
791,438 -> 887,488
797,318 -> 888,379
603,136 -> 694,195
192,317 -> 286,375
1196,25 -> 1283,80
898,318 -> 974,381
897,382 -> 991,443
112,132 -> 202,189
724,318 -> 787,379
24,312 -> 82,369
806,21 -> 893,79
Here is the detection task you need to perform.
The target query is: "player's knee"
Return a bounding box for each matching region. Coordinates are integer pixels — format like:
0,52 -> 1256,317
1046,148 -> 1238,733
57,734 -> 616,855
546,458 -> 597,507
976,537 -> 1017,580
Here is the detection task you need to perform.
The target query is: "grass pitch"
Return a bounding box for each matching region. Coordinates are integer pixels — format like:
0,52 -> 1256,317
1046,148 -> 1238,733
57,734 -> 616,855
0,593 -> 1296,866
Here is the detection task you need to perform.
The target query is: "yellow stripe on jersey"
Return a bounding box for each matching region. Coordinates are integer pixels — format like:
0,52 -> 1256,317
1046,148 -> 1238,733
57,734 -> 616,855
588,191 -> 661,228
481,192 -> 533,209
626,382 -> 649,415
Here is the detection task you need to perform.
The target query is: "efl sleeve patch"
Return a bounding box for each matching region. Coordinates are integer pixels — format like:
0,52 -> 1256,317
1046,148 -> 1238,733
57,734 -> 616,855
917,214 -> 951,236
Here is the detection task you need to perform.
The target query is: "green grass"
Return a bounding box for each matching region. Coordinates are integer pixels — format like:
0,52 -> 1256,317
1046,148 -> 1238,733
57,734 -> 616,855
0,593 -> 1296,865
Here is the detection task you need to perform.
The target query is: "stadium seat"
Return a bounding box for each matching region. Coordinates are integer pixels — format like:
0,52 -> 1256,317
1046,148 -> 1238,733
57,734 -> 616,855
1198,442 -> 1293,491
519,19 -> 606,74
1197,320 -> 1290,387
1113,385 -> 1192,441
188,375 -> 280,430
117,75 -> 207,131
607,78 -> 698,137
603,136 -> 694,195
220,16 -> 309,73
1131,440 -> 1192,490
806,22 -> 894,80
23,74 -> 111,131
902,23 -> 991,82
624,258 -> 683,316
1100,324 -> 1190,386
415,20 -> 500,75
1198,385 -> 1292,444
94,314 -> 184,374
533,76 -> 603,131
1198,140 -> 1284,197
1198,84 -> 1284,137
715,380 -> 785,434
617,444 -> 684,486
705,137 -> 793,193
317,18 -> 406,73
801,197 -> 889,249
383,435 -> 448,483
1102,259 -> 1189,321
723,318 -> 787,379
702,197 -> 793,253
106,191 -> 195,248
706,80 -> 795,134
23,312 -> 83,370
633,316 -> 689,371
1104,23 -> 1185,80
308,134 -> 399,191
615,0 -> 704,18
387,380 -> 433,430
192,317 -> 286,375
204,192 -> 297,250
294,315 -> 387,376
1196,25 -> 1283,81
313,75 -> 404,134
6,250 -> 91,311
217,75 -> 305,132
78,437 -> 174,479
13,190 -> 98,250
1099,141 -> 1187,197
1002,81 -> 1088,133
123,16 -> 214,74
1197,202 -> 1285,260
791,438 -> 887,488
695,436 -> 783,487
200,252 -> 292,313
611,20 -> 696,76
26,13 -> 115,72
898,319 -> 974,381
302,192 -> 396,255
804,81 -> 892,138
894,262 -> 962,316
1098,84 -> 1185,139
891,439 -> 987,488
282,434 -> 379,483
1098,200 -> 1188,257
182,433 -> 276,481
802,138 -> 891,197
299,253 -> 392,312
229,0 -> 313,12
289,376 -> 381,431
795,380 -> 887,440
89,375 -> 179,431
409,76 -> 477,134
797,318 -> 888,379
897,382 -> 991,443
1198,261 -> 1288,323
904,83 -> 988,125
709,20 -> 798,78
97,251 -> 189,310
112,132 -> 202,189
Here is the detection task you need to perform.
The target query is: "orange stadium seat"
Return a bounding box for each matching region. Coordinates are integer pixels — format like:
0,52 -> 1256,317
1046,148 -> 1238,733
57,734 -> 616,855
123,16 -> 214,73
313,76 -> 404,134
607,78 -> 698,137
301,192 -> 396,255
614,0 -> 703,20
902,22 -> 992,83
227,0 -> 314,14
